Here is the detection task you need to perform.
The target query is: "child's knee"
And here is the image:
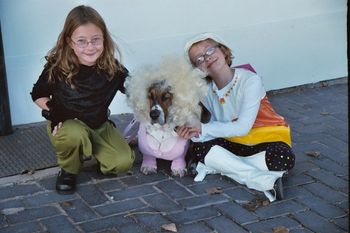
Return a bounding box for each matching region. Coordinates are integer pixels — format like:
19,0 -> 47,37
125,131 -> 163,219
101,150 -> 135,174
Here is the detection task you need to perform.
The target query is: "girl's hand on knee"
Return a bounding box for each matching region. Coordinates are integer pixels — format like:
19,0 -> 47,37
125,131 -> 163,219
52,122 -> 63,136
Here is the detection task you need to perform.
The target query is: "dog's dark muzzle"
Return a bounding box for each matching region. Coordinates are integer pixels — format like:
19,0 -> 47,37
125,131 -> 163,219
150,109 -> 161,121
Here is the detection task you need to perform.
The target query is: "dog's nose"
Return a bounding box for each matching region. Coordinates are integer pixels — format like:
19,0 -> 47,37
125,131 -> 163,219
150,109 -> 160,120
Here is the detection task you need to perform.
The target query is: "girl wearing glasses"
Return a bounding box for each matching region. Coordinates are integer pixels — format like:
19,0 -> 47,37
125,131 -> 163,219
30,5 -> 135,194
177,33 -> 295,201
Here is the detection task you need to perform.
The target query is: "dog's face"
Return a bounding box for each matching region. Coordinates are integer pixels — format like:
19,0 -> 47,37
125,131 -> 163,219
147,80 -> 173,125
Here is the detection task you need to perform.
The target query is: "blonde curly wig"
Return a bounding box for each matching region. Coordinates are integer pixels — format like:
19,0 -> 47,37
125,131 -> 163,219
125,56 -> 208,128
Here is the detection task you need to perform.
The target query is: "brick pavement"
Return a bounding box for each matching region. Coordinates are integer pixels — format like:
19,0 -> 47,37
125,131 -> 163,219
0,80 -> 348,233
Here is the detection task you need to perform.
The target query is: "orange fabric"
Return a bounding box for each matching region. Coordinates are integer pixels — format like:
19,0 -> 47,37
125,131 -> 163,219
253,96 -> 288,128
226,95 -> 292,146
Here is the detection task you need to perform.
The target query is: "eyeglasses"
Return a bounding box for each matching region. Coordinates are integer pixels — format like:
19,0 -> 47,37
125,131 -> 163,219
194,46 -> 217,66
71,37 -> 103,48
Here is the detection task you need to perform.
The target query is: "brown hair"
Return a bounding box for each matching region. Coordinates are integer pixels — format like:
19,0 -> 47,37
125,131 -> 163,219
45,5 -> 123,86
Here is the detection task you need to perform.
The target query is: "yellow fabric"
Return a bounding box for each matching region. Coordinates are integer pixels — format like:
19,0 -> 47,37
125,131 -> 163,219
226,125 -> 292,147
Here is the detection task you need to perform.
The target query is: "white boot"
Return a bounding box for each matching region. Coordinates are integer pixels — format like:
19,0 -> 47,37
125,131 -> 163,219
204,145 -> 285,202
194,162 -> 217,182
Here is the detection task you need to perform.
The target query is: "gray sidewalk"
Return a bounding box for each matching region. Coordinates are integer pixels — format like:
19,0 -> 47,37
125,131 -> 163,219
0,79 -> 348,233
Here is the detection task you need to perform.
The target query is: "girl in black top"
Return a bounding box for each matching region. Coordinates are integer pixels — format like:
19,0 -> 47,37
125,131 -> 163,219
30,5 -> 135,194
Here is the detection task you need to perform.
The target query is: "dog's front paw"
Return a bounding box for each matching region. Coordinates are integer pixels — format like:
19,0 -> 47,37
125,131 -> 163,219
171,168 -> 186,178
140,166 -> 157,175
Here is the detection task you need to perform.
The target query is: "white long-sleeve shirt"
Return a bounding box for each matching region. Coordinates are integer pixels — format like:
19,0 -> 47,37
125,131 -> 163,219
193,68 -> 265,142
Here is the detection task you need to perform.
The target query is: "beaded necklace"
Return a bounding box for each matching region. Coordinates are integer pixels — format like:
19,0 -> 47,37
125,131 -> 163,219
213,74 -> 238,104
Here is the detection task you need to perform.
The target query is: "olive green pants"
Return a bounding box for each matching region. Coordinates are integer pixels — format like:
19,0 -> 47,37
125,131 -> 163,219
47,119 -> 135,175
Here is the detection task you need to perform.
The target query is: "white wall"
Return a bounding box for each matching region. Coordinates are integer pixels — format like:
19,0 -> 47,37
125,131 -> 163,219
0,0 -> 347,125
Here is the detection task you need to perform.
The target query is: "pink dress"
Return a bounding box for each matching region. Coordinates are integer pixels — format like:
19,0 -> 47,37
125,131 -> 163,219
138,122 -> 189,171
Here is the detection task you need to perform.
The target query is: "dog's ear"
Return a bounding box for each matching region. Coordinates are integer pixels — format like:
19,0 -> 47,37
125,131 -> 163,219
199,102 -> 211,123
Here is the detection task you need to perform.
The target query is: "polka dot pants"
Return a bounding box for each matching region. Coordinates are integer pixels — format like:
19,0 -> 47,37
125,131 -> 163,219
186,138 -> 295,171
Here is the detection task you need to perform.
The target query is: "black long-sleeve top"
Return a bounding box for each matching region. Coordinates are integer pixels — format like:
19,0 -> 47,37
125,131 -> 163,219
30,62 -> 128,129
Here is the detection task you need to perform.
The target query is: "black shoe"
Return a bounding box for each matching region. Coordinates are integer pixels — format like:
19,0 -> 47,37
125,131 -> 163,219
186,159 -> 198,177
56,169 -> 77,195
274,177 -> 284,200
